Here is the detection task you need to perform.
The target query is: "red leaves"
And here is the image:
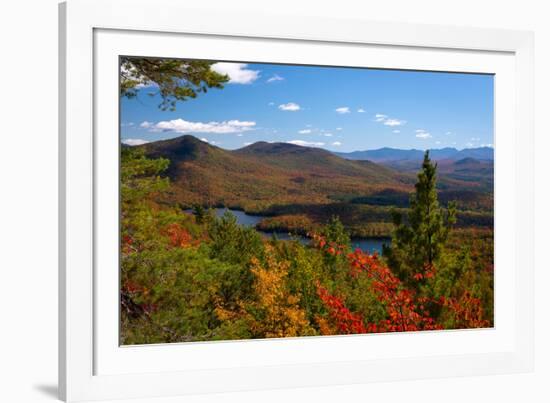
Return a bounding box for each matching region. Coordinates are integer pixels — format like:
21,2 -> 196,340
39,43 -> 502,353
311,233 -> 346,256
316,284 -> 366,335
123,280 -> 141,294
314,234 -> 444,334
121,280 -> 158,317
121,234 -> 137,255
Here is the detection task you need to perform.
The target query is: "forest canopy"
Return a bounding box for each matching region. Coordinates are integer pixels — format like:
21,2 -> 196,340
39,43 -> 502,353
120,148 -> 493,344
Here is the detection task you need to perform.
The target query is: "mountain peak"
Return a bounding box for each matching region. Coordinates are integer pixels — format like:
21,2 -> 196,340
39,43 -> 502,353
145,135 -> 215,161
236,141 -> 332,157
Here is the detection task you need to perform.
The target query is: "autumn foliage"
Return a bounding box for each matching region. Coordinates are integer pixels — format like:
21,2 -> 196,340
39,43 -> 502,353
120,148 -> 494,345
311,229 -> 491,334
313,234 -> 441,333
163,223 -> 197,248
216,246 -> 314,338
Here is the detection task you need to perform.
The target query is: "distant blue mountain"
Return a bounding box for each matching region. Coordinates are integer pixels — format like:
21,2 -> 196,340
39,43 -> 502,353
335,147 -> 493,162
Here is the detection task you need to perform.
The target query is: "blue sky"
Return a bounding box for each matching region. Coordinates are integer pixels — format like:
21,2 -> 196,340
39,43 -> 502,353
121,61 -> 494,152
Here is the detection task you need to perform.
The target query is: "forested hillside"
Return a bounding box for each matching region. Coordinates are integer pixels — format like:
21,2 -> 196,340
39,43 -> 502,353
120,147 -> 493,344
138,135 -> 493,238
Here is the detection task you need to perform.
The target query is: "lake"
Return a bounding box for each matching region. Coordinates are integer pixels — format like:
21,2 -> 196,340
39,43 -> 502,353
203,208 -> 389,254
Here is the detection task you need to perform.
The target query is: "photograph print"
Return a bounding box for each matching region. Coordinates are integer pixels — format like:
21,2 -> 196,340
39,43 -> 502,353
120,57 -> 494,345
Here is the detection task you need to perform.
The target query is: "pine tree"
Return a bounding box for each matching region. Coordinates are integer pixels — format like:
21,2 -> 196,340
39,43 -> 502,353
120,57 -> 229,111
383,151 -> 457,287
321,216 -> 351,249
192,204 -> 206,224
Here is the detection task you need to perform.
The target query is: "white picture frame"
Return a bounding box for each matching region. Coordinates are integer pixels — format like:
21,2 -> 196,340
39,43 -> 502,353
59,0 -> 534,401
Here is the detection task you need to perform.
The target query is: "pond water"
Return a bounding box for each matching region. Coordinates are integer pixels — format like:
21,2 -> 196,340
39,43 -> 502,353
195,208 -> 389,254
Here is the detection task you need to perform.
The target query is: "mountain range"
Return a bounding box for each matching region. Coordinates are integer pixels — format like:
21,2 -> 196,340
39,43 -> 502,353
143,135 -> 414,212
137,135 -> 493,216
335,146 -> 493,163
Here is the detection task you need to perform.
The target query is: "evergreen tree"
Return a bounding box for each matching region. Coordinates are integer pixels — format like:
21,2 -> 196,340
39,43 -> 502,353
321,216 -> 351,249
192,204 -> 207,224
120,57 -> 229,111
383,151 -> 457,286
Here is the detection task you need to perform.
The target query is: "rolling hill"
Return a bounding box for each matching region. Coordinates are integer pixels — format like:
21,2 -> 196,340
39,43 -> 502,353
142,135 -> 416,212
141,135 -> 493,209
136,135 -> 493,234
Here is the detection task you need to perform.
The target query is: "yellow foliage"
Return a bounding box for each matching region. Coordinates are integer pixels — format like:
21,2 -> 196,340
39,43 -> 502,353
216,246 -> 314,339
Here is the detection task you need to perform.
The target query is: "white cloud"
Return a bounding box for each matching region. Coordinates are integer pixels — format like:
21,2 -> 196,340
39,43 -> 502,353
393,130 -> 400,134
140,121 -> 153,129
357,108 -> 365,113
121,65 -> 157,89
470,137 -> 481,141
237,133 -> 244,137
279,102 -> 301,111
445,131 -> 452,135
121,122 -> 135,127
465,142 -> 474,148
416,133 -> 432,139
198,138 -> 220,145
136,82 -> 156,89
335,107 -> 351,114
373,114 -> 406,127
435,141 -> 441,145
211,63 -> 260,84
122,138 -> 149,146
298,129 -> 312,134
244,142 -> 253,146
266,74 -> 284,83
144,118 -> 256,134
415,129 -> 432,139
336,127 -> 343,131
480,143 -> 494,148
383,118 -> 406,127
331,141 -> 342,146
322,133 -> 333,137
287,140 -> 325,147
268,102 -> 275,106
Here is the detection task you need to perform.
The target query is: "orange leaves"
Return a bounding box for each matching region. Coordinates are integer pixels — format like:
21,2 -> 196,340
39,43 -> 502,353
163,223 -> 197,248
443,291 -> 491,329
315,315 -> 336,335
